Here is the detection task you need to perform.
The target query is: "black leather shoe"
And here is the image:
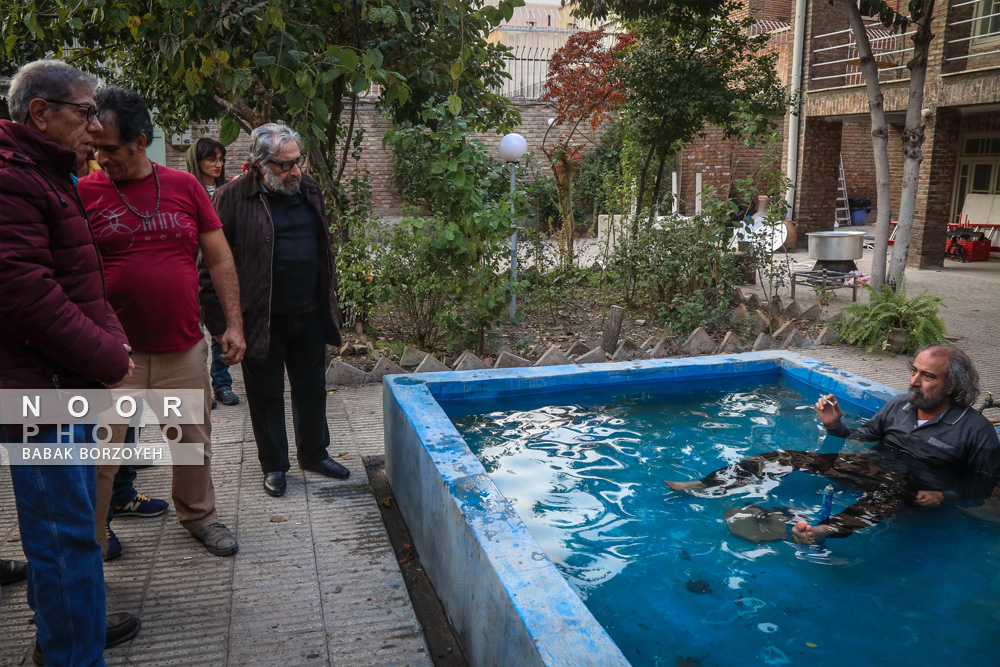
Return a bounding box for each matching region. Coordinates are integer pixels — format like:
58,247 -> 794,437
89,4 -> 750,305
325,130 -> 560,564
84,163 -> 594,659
263,471 -> 286,497
0,558 -> 27,586
33,612 -> 140,663
106,611 -> 141,647
301,457 -> 350,479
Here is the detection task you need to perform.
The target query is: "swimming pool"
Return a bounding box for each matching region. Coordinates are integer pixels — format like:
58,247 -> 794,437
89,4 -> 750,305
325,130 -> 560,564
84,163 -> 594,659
383,352 -> 997,666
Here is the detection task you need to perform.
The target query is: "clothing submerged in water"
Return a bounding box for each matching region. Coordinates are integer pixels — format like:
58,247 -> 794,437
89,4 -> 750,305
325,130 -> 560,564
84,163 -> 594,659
697,395 -> 1000,539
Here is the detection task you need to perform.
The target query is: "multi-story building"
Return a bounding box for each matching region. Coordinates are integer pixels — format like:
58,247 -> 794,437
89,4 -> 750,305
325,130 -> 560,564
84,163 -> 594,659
679,0 -> 1000,267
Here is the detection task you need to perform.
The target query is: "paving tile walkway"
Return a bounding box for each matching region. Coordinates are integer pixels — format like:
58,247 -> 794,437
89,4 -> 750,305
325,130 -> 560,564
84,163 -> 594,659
1,241 -> 996,666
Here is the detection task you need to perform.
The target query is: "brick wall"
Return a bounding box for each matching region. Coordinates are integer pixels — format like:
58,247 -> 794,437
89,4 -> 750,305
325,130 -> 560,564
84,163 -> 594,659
735,0 -> 792,23
793,117 -> 842,239
911,107 -> 961,268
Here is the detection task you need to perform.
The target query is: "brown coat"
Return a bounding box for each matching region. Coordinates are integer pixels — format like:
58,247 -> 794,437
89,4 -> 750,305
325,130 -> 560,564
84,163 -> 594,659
198,169 -> 341,363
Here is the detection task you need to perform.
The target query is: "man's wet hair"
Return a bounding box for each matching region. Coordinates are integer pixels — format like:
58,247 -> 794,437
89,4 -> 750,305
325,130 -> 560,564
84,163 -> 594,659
9,60 -> 96,124
94,86 -> 154,146
915,343 -> 980,407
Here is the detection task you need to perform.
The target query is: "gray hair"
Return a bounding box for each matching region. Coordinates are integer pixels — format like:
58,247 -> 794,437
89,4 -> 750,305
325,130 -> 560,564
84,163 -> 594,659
248,123 -> 301,167
9,60 -> 97,124
914,343 -> 980,408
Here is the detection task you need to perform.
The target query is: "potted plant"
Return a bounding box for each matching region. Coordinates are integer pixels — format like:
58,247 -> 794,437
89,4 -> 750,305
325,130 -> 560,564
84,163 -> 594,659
835,279 -> 947,355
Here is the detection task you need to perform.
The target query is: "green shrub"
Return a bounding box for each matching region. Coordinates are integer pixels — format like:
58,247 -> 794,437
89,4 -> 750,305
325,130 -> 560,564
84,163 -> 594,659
836,280 -> 947,354
381,102 -> 530,352
334,172 -> 384,333
608,212 -> 741,334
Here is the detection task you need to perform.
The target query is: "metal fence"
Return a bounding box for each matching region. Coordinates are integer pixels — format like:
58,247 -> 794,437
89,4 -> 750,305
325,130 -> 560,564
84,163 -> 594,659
491,7 -> 591,100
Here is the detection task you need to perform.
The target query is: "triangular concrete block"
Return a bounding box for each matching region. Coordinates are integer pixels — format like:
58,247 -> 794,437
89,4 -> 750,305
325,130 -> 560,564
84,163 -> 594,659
649,336 -> 678,359
454,351 -> 490,371
716,331 -> 747,355
800,304 -> 822,320
770,295 -> 783,313
731,303 -> 750,323
745,293 -> 761,309
814,326 -> 842,345
567,341 -> 591,357
414,354 -> 449,373
535,345 -> 572,367
783,328 -> 808,348
400,346 -> 429,369
612,338 -> 645,362
575,347 -> 609,364
825,310 -> 845,324
750,311 -> 769,334
783,301 -> 802,318
494,351 -> 531,368
773,321 -> 797,341
640,336 -> 657,351
680,327 -> 716,356
325,359 -> 372,386
371,357 -> 406,381
752,333 -> 777,351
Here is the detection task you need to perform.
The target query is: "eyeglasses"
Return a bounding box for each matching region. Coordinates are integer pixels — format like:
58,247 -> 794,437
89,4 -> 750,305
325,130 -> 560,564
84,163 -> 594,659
43,99 -> 100,123
203,156 -> 226,165
268,155 -> 307,172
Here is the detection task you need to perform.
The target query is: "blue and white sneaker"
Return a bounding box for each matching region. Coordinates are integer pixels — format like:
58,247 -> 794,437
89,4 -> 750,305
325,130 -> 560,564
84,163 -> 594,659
105,524 -> 123,561
113,491 -> 168,518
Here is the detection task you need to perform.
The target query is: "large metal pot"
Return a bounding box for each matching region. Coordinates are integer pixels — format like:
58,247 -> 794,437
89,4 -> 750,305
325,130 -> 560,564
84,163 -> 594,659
806,230 -> 866,261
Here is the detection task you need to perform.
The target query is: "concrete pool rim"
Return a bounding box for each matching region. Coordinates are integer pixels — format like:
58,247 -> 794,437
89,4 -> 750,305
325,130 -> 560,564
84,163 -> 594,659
382,351 -> 906,667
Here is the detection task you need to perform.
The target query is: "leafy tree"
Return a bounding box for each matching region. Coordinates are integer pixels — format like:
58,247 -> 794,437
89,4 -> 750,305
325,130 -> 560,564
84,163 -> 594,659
837,0 -> 936,291
541,27 -> 634,264
1,0 -> 522,201
619,6 -> 786,218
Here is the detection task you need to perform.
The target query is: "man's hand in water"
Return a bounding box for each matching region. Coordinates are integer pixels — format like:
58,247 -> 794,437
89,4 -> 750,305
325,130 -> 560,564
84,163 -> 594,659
914,490 -> 944,506
815,393 -> 843,429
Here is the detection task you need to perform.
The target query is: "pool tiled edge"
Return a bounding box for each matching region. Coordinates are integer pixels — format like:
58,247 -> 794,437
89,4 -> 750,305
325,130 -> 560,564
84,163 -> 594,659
383,352 -> 901,666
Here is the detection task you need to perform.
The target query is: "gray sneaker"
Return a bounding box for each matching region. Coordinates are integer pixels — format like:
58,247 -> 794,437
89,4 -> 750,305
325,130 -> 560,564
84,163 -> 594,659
193,522 -> 238,556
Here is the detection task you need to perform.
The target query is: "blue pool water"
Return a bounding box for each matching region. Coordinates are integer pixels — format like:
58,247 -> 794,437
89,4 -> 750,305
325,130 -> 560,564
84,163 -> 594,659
450,377 -> 999,667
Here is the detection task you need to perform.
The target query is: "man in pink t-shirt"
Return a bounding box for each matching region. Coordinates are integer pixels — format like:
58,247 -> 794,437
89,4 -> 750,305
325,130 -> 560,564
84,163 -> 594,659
79,87 -> 246,557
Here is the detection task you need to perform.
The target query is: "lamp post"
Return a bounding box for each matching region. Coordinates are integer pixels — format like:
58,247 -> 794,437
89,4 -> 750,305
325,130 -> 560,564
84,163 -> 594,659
498,132 -> 527,319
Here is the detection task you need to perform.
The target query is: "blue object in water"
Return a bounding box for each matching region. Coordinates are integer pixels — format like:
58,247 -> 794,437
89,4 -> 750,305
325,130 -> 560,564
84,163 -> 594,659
820,484 -> 834,521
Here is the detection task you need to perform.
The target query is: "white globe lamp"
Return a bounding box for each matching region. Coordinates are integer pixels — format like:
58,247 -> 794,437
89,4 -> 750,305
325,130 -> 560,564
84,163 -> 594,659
498,133 -> 527,163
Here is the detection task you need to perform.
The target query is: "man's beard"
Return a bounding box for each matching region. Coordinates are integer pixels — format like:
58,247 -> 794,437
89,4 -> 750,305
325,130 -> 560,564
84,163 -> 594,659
908,386 -> 946,411
261,166 -> 300,196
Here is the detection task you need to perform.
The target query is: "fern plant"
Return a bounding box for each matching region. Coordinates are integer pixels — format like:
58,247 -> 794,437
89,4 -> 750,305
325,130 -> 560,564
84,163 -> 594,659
835,280 -> 947,354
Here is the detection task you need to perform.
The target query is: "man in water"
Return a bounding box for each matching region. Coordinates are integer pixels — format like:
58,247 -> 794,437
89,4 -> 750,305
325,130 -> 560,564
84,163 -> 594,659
667,343 -> 1000,545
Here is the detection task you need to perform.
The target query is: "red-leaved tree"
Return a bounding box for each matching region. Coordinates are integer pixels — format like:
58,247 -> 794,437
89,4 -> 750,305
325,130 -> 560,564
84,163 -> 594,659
542,28 -> 635,263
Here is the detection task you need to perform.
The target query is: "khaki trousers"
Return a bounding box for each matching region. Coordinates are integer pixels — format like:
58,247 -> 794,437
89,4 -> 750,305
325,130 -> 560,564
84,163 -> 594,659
94,338 -> 217,552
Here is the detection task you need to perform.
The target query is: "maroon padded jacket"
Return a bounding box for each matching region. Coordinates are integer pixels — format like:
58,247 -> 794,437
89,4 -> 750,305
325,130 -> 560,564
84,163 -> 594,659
0,120 -> 130,389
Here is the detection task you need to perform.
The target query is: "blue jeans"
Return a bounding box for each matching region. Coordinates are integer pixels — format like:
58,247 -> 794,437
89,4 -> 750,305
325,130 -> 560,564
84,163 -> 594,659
4,424 -> 106,667
210,338 -> 232,394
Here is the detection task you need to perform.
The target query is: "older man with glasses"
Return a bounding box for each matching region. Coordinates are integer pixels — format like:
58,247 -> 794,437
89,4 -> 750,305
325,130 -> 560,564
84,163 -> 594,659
199,123 -> 347,499
0,59 -> 139,666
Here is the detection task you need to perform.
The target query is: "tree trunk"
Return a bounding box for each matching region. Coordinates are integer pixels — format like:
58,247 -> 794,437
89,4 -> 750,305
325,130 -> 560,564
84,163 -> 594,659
602,305 -> 625,354
634,144 -> 657,230
844,0 -> 893,290
888,1 -> 936,288
651,154 -> 668,213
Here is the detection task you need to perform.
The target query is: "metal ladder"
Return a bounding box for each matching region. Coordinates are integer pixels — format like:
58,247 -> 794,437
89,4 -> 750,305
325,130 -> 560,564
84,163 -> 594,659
834,154 -> 852,228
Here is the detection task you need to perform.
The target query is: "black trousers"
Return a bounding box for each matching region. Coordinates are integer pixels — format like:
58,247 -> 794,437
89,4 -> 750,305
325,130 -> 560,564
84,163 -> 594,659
242,310 -> 330,474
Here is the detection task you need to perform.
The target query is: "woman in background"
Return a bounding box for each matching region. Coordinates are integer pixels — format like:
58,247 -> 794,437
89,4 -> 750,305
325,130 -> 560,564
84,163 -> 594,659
186,138 -> 240,408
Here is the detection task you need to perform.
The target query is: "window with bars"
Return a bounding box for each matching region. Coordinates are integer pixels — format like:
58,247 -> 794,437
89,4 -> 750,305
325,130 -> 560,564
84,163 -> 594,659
974,0 -> 1000,45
